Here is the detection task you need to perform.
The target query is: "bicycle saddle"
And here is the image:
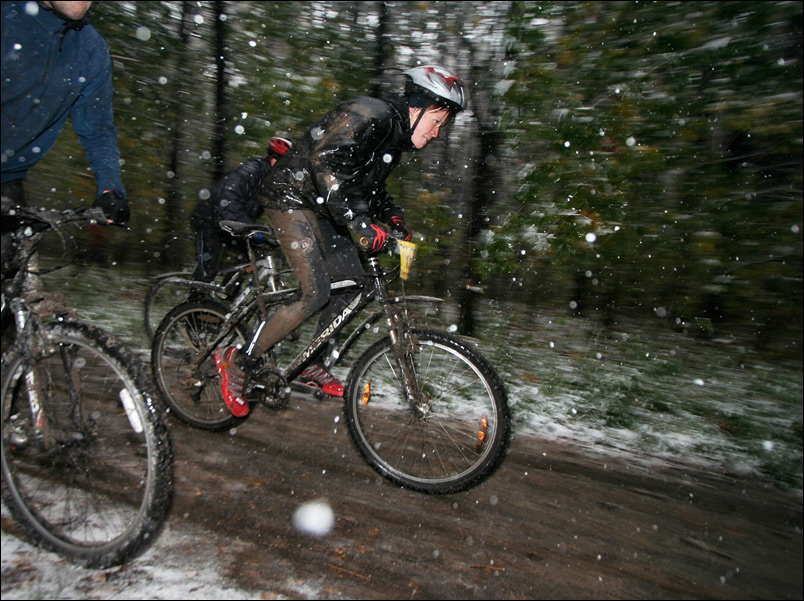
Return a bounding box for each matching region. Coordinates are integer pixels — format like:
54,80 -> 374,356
220,220 -> 276,240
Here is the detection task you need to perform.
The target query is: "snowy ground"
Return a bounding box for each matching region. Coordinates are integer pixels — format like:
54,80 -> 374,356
19,264 -> 804,490
3,496 -> 341,599
1,517 -> 267,600
483,306 -> 803,491
3,266 -> 801,598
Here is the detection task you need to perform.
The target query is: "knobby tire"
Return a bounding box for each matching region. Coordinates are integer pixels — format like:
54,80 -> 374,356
143,272 -> 194,342
344,329 -> 510,494
1,321 -> 173,569
151,301 -> 251,431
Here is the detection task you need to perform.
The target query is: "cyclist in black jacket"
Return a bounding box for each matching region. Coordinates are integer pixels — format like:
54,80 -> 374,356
190,137 -> 292,282
215,65 -> 467,416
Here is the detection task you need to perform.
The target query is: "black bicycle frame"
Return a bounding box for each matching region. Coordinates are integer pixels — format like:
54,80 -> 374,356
188,254 -> 444,386
277,256 -> 446,384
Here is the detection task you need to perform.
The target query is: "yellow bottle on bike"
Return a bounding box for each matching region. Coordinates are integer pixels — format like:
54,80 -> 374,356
397,240 -> 417,280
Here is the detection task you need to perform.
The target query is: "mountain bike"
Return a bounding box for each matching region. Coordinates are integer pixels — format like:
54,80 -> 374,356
151,220 -> 510,494
1,205 -> 173,569
142,237 -> 289,342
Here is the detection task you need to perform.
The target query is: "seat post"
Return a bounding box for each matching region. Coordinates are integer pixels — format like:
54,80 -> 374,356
246,238 -> 268,318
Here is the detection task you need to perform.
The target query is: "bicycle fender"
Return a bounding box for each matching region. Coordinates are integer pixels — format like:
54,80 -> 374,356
387,295 -> 446,305
162,278 -> 226,295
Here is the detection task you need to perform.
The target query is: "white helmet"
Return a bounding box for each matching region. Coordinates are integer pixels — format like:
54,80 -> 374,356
403,65 -> 467,113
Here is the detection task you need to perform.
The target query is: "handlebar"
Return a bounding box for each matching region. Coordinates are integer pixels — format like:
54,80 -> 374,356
7,205 -> 111,232
2,206 -> 118,281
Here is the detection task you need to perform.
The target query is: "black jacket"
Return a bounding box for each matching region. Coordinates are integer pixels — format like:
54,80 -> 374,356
191,157 -> 272,228
260,94 -> 412,231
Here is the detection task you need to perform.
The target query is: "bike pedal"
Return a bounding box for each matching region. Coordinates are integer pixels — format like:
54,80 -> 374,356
291,381 -> 326,399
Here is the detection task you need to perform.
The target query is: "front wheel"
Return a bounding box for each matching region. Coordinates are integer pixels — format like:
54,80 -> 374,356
344,329 -> 510,494
1,321 -> 173,568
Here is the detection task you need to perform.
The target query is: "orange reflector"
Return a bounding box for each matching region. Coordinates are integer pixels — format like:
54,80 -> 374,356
477,415 -> 489,450
362,381 -> 372,406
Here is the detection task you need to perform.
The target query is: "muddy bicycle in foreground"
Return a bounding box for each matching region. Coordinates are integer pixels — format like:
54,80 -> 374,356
151,220 -> 511,494
1,206 -> 173,569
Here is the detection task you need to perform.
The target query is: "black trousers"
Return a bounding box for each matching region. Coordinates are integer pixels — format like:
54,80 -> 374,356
244,207 -> 363,368
190,217 -> 251,283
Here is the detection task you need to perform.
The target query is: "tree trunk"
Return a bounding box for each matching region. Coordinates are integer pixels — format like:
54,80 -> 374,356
371,1 -> 390,97
457,127 -> 502,336
161,0 -> 191,269
454,3 -> 512,336
212,1 -> 228,183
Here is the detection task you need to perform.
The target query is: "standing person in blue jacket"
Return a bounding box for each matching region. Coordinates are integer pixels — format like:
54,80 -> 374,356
190,137 -> 292,283
1,1 -> 129,225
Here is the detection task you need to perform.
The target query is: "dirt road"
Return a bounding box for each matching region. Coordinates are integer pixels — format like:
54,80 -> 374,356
3,390 -> 802,599
137,390 -> 799,600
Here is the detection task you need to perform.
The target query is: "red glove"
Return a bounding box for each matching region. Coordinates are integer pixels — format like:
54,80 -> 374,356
387,216 -> 412,241
353,221 -> 388,254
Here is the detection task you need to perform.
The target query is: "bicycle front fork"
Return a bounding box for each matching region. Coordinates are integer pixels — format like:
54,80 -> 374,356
386,312 -> 428,416
8,297 -> 54,451
367,256 -> 428,416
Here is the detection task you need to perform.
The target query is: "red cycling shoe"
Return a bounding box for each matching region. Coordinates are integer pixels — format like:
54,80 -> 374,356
214,347 -> 249,417
297,365 -> 344,397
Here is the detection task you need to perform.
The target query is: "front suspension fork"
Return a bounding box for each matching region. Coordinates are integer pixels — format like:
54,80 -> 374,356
386,312 -> 428,416
367,256 -> 428,416
10,297 -> 54,450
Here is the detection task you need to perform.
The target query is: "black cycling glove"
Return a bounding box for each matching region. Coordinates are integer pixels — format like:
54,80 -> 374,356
94,190 -> 130,225
387,216 -> 412,241
351,219 -> 389,254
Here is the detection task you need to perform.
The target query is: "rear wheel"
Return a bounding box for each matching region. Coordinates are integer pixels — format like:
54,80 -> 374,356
344,329 -> 510,494
1,321 -> 173,568
144,272 -> 195,342
151,301 -> 251,430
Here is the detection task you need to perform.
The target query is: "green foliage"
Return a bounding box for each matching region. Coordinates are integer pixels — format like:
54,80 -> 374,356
19,0 -> 802,357
492,1 -> 802,351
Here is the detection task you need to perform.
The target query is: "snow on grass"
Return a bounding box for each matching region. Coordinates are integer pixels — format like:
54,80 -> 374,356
476,303 -> 803,491
1,507 -> 324,600
41,266 -> 804,492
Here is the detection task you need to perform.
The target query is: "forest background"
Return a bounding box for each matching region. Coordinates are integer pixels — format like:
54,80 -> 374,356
22,1 -> 803,485
26,0 -> 802,353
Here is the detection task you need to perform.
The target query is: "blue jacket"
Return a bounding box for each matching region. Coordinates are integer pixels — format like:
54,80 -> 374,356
1,1 -> 124,197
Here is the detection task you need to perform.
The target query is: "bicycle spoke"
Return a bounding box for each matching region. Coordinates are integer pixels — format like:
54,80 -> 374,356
2,322 -> 172,568
152,302 -> 249,430
345,329 -> 509,494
